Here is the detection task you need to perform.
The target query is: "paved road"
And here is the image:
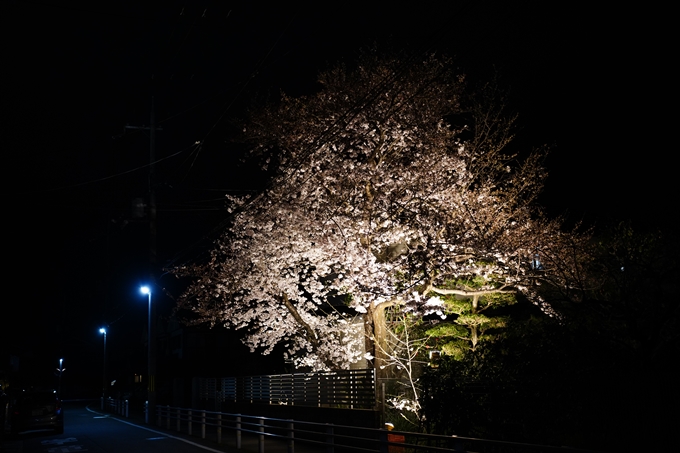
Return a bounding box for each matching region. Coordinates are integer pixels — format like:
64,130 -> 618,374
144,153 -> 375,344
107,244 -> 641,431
1,402 -> 242,453
1,401 -> 322,453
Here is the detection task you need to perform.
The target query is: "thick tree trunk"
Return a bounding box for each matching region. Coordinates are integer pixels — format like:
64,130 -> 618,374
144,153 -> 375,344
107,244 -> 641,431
365,300 -> 394,380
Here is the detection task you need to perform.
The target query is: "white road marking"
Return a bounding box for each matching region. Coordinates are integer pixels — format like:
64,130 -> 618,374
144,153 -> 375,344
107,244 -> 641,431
42,438 -> 88,452
85,406 -> 225,453
46,446 -> 88,453
41,438 -> 78,445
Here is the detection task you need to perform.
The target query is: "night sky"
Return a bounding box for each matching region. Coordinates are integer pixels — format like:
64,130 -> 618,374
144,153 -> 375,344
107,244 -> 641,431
3,2 -> 675,392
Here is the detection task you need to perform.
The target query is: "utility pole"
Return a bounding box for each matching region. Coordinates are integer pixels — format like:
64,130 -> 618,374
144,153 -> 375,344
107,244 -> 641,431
125,96 -> 161,423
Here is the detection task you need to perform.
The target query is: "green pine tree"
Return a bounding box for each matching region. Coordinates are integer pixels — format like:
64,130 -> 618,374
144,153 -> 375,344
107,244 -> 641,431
425,274 -> 517,360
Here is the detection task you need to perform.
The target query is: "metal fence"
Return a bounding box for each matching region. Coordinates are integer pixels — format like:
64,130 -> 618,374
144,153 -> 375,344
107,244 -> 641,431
98,397 -> 602,452
199,369 -> 375,409
102,397 -> 129,417
154,404 -> 602,453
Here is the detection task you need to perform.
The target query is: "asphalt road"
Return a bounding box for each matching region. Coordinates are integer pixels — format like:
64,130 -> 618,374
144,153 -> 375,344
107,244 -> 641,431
1,401 -> 236,453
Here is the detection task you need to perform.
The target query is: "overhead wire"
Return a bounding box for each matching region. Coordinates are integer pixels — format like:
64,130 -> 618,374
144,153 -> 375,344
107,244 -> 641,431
55,3 -> 477,270
16,142 -> 201,195
174,1 -> 477,244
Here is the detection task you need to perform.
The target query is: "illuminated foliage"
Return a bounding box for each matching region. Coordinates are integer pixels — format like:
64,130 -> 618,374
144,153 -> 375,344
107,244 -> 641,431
173,52 -> 585,371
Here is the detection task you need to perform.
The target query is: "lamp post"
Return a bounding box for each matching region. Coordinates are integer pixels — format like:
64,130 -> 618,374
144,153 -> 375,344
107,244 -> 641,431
140,286 -> 155,423
56,358 -> 65,399
99,328 -> 107,403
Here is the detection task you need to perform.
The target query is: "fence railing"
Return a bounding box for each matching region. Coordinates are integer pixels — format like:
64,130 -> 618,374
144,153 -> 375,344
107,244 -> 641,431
153,404 -> 601,453
199,368 -> 375,409
101,397 -> 129,417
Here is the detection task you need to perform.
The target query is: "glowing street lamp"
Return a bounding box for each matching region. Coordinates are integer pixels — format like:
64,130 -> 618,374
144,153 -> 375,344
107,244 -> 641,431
140,285 -> 155,423
56,358 -> 65,399
99,328 -> 107,401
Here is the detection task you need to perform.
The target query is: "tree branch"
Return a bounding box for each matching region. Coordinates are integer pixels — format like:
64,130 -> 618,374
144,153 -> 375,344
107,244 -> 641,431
282,293 -> 319,348
425,284 -> 516,297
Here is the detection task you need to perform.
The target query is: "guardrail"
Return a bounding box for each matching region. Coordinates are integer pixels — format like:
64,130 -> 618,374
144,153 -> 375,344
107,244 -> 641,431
153,404 -> 601,453
101,397 -> 129,417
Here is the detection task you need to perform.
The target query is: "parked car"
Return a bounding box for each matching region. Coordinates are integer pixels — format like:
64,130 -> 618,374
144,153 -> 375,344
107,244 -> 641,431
10,389 -> 63,435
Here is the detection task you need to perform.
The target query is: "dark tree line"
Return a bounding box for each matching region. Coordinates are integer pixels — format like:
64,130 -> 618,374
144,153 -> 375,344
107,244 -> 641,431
422,222 -> 679,451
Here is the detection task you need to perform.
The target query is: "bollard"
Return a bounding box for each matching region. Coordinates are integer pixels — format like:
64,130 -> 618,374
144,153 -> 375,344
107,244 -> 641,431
188,410 -> 192,436
145,401 -> 149,424
166,405 -> 171,430
176,407 -> 181,432
201,411 -> 206,439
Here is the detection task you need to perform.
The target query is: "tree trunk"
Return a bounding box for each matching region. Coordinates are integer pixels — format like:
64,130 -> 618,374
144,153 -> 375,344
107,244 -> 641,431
365,300 -> 394,380
471,294 -> 479,350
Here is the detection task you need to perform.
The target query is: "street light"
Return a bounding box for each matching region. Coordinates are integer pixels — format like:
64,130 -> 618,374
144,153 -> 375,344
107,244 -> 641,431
99,328 -> 107,404
56,358 -> 65,399
140,285 -> 155,423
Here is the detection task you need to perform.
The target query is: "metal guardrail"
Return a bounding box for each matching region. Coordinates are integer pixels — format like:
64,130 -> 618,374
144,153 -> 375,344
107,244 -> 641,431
199,369 -> 376,409
101,397 -> 129,417
153,404 -> 601,453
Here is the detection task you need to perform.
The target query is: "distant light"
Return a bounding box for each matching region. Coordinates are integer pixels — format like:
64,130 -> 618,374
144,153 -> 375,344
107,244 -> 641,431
140,286 -> 150,295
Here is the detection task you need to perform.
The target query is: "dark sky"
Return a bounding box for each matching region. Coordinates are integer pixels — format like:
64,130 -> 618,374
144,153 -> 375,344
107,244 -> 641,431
3,2 -> 675,390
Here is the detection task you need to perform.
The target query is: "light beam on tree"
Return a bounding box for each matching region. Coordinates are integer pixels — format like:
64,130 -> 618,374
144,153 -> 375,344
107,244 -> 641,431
173,51 -> 587,372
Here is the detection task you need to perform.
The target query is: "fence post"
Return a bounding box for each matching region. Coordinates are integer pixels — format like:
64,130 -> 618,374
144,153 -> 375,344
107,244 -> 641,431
157,403 -> 161,426
379,429 -> 389,453
188,410 -> 192,436
176,407 -> 181,432
166,405 -> 171,430
201,411 -> 206,439
217,413 -> 222,444
259,418 -> 265,453
451,435 -> 466,452
287,421 -> 294,453
326,424 -> 334,453
236,415 -> 242,449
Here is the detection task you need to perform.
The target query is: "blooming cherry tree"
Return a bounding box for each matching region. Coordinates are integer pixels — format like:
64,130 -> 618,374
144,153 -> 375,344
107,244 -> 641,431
174,53 -> 577,372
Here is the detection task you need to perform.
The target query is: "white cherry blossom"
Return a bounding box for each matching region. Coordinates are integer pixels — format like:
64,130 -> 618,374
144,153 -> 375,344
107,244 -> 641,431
173,53 -> 585,372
